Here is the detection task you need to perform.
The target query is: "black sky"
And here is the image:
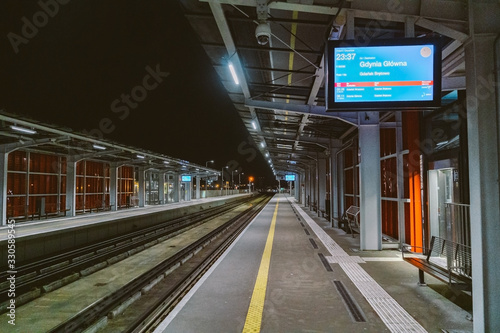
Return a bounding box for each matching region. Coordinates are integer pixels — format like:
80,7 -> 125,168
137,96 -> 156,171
0,0 -> 273,184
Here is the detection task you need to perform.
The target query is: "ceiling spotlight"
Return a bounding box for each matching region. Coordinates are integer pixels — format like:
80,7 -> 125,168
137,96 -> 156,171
92,144 -> 106,150
136,155 -> 145,159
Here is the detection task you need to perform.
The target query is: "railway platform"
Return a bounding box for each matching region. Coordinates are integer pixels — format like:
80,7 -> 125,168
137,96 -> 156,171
0,193 -> 251,267
156,193 -> 473,333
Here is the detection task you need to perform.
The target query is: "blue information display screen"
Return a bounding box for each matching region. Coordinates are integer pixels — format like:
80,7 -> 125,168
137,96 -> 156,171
181,175 -> 191,182
285,175 -> 295,181
327,39 -> 441,110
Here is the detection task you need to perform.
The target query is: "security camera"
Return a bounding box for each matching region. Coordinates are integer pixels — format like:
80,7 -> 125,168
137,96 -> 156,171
255,22 -> 271,45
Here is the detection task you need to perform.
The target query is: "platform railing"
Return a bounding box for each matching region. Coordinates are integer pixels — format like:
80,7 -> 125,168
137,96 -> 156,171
445,203 -> 471,248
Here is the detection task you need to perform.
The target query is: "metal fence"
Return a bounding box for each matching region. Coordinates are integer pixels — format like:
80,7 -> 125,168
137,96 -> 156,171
445,203 -> 471,248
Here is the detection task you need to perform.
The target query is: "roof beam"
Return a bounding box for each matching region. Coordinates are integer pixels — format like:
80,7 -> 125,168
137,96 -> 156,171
200,0 -> 468,41
208,2 -> 267,146
245,99 -> 357,125
202,42 -> 322,56
259,133 -> 331,145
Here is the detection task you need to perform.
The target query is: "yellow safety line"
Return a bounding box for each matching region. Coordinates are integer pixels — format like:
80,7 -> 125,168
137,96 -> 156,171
242,198 -> 280,333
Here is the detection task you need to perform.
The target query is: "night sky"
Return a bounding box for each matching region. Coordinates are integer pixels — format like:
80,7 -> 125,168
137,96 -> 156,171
0,1 -> 273,184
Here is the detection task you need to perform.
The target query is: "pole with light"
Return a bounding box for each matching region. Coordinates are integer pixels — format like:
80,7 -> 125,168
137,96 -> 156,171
204,160 -> 214,191
239,172 -> 244,188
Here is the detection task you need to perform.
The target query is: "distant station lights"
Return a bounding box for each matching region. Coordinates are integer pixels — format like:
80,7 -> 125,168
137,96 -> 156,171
10,125 -> 36,134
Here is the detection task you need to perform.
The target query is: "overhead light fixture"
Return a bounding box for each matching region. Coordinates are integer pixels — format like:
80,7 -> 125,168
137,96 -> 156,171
11,125 -> 36,134
265,153 -> 269,157
137,155 -> 145,159
260,142 -> 265,148
92,144 -> 106,150
228,62 -> 239,85
164,161 -> 170,164
251,121 -> 257,130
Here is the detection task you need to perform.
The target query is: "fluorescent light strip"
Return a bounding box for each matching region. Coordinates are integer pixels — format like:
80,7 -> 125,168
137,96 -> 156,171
228,62 -> 239,85
137,155 -> 145,159
92,144 -> 106,150
251,121 -> 257,130
11,125 -> 36,134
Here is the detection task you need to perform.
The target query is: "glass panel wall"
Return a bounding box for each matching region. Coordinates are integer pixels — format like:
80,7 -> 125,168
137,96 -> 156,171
6,151 -> 66,219
117,165 -> 134,208
75,160 -> 110,212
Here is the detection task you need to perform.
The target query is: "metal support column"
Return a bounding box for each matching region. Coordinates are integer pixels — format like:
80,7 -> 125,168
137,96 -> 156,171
466,32 -> 500,332
318,158 -> 327,217
173,175 -> 179,202
330,147 -> 340,227
359,112 -> 382,250
138,167 -> 145,207
0,151 -> 8,225
158,173 -> 165,204
337,150 -> 345,224
195,176 -> 201,199
301,172 -> 306,205
66,158 -> 76,217
109,164 -> 118,211
395,112 -> 405,246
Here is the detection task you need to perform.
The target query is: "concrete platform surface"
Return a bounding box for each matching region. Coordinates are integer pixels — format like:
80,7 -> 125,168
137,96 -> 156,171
155,193 -> 473,333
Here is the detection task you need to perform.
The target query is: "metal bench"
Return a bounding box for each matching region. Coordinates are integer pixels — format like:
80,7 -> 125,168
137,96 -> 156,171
402,236 -> 472,291
340,206 -> 360,237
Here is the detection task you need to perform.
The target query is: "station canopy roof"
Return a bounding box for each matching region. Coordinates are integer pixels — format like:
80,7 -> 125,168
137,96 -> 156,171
179,0 -> 468,177
0,111 -> 220,177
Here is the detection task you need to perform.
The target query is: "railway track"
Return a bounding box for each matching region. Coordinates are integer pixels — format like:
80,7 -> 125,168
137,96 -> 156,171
0,195 -> 257,308
47,194 -> 272,333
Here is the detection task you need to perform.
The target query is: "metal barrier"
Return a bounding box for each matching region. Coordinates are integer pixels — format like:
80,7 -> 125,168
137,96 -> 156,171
445,203 -> 471,248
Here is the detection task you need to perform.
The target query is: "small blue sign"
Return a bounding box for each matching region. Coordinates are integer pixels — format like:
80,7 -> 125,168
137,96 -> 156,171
181,175 -> 192,182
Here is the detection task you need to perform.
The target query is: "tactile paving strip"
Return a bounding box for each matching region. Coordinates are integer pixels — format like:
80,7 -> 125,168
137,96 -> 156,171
292,201 -> 428,333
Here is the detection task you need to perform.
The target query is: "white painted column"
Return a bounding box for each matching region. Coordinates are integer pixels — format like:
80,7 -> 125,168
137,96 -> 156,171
66,158 -> 77,217
359,112 -> 382,250
0,151 -> 8,225
465,33 -> 500,332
